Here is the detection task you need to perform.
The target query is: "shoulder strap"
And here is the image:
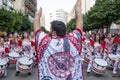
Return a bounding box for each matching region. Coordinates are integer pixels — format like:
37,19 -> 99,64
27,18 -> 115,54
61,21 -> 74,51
63,37 -> 70,53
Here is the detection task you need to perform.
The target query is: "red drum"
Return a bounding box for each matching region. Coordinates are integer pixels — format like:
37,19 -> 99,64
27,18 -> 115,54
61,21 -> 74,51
18,57 -> 33,73
8,52 -> 20,64
92,59 -> 107,74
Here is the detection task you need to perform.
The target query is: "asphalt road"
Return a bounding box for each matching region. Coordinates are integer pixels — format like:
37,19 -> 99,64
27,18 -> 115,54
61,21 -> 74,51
0,64 -> 120,80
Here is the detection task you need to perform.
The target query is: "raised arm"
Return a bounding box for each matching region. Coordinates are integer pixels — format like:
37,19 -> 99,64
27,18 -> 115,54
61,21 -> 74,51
33,8 -> 42,33
74,0 -> 83,31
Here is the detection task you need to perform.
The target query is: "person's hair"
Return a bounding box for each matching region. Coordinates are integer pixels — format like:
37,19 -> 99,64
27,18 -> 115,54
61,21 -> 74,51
94,34 -> 100,43
51,20 -> 66,36
4,36 -> 9,42
107,33 -> 111,37
22,32 -> 29,40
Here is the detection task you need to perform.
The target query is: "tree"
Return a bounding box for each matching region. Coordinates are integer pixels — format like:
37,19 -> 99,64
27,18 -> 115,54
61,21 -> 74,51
40,26 -> 49,33
20,14 -> 32,32
0,8 -> 14,32
66,19 -> 76,33
0,8 -> 32,34
83,0 -> 120,32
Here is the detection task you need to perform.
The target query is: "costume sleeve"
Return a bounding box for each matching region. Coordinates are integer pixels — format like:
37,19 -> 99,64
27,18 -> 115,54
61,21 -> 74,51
68,28 -> 82,55
69,28 -> 82,42
35,29 -> 48,47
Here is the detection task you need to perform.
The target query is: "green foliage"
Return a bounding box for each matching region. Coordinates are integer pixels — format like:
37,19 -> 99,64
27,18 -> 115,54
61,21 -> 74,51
66,0 -> 120,32
0,8 -> 32,34
66,19 -> 76,33
40,26 -> 49,33
83,0 -> 120,32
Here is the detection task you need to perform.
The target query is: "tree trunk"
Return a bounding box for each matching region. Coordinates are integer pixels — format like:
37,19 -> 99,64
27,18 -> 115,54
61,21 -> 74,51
106,26 -> 110,34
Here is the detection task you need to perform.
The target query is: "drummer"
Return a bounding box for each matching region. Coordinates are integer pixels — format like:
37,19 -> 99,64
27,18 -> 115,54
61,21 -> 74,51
4,36 -> 10,55
15,32 -> 33,76
21,32 -> 33,59
8,33 -> 13,41
100,35 -> 107,60
29,32 -> 36,66
113,33 -> 119,55
104,33 -> 114,59
112,37 -> 120,77
10,32 -> 22,53
82,33 -> 91,58
29,32 -> 36,56
86,35 -> 102,76
0,37 -> 7,60
0,37 -> 7,76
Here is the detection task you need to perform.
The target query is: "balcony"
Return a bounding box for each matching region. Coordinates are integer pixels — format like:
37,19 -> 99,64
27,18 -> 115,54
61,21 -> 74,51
30,0 -> 37,6
26,10 -> 35,18
25,3 -> 34,12
25,0 -> 36,11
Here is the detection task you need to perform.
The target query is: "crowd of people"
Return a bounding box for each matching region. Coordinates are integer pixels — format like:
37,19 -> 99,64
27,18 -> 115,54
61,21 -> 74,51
0,30 -> 120,78
82,32 -> 120,77
0,31 -> 36,76
0,0 -> 120,79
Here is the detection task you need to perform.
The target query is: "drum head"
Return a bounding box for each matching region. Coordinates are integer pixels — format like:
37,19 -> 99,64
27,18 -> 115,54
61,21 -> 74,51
94,59 -> 107,66
8,52 -> 20,58
108,54 -> 116,61
19,57 -> 33,65
0,59 -> 7,65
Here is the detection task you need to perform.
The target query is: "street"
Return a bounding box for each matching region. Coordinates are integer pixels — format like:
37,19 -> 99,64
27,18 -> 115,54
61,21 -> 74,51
0,65 -> 38,80
0,64 -> 120,80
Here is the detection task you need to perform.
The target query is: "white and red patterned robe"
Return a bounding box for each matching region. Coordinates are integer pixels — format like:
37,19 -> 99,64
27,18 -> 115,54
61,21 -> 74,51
35,29 -> 84,80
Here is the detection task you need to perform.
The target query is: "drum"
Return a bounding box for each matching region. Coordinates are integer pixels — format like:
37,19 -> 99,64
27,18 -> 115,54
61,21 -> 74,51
106,54 -> 116,68
84,52 -> 91,64
18,57 -> 33,73
0,59 -> 7,75
8,52 -> 20,64
92,59 -> 107,74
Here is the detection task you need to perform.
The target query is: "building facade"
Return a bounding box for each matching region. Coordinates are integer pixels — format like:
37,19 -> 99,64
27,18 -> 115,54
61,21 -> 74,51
68,0 -> 96,22
0,0 -> 14,10
13,0 -> 37,22
0,0 -> 37,22
44,9 -> 68,31
81,0 -> 96,14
